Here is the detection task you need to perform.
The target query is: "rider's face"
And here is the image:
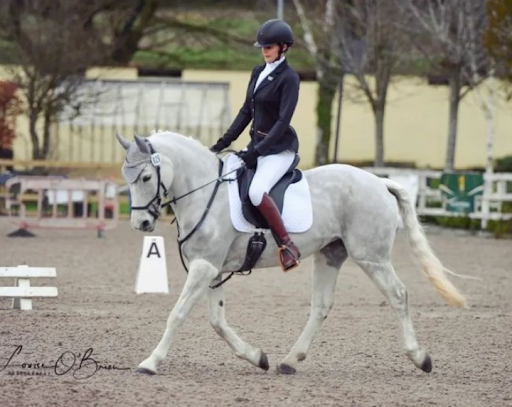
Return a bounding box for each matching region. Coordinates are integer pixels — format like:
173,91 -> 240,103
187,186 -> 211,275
262,44 -> 280,63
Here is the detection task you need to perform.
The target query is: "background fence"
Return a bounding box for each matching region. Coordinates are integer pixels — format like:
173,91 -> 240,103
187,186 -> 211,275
53,78 -> 231,164
365,167 -> 512,228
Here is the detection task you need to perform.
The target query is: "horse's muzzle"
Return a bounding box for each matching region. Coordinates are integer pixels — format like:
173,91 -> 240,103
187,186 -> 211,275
139,220 -> 155,232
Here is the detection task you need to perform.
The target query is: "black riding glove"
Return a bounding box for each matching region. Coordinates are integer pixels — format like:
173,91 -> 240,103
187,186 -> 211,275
210,138 -> 230,153
238,149 -> 259,168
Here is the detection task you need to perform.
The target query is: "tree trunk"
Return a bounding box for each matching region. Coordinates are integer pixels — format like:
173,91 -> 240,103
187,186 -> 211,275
29,111 -> 41,160
482,75 -> 495,229
333,72 -> 345,163
111,0 -> 160,65
445,72 -> 462,171
314,78 -> 336,166
42,109 -> 52,159
373,104 -> 385,167
484,73 -> 496,175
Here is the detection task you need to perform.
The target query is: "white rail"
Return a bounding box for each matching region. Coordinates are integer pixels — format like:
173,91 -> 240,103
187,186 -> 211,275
0,265 -> 58,310
364,168 -> 512,228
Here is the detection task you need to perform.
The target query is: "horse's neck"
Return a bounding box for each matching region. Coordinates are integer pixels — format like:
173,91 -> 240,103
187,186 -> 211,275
152,134 -> 219,229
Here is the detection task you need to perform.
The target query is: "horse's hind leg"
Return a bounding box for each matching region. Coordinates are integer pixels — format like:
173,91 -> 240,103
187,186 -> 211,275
278,240 -> 347,374
355,260 -> 432,372
207,281 -> 269,371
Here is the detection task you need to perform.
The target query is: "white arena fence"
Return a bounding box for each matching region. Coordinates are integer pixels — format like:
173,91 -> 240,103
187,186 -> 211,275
0,266 -> 58,310
364,168 -> 512,228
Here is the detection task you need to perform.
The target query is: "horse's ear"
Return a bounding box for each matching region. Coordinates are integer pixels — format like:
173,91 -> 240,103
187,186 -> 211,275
134,134 -> 150,154
116,132 -> 131,150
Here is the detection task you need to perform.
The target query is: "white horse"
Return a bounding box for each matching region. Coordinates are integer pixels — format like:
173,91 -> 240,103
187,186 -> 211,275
116,130 -> 466,376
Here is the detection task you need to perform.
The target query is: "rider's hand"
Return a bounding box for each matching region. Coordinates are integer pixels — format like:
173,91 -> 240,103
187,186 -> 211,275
210,138 -> 229,153
238,149 -> 259,168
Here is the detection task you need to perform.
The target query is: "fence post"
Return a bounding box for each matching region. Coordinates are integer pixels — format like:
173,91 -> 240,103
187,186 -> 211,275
481,173 -> 491,229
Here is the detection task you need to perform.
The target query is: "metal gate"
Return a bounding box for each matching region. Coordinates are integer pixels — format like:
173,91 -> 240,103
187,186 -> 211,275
56,79 -> 231,163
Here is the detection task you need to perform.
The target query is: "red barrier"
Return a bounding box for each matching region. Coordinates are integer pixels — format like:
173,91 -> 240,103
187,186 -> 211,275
5,176 -> 119,237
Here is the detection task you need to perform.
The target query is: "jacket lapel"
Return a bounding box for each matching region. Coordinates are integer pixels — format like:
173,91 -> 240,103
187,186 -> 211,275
251,65 -> 265,95
253,59 -> 289,95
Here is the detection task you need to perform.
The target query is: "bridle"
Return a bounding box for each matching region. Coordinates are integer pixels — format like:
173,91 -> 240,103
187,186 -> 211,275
128,141 -> 246,288
129,141 -> 170,219
130,140 -> 238,219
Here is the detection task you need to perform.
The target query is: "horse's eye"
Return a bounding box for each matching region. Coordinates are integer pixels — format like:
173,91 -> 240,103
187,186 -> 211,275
142,175 -> 151,183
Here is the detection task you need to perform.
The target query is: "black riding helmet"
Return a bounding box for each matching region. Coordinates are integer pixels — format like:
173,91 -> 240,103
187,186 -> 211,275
254,19 -> 294,48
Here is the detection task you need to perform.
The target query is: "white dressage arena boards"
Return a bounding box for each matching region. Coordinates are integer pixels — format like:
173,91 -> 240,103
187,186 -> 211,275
134,236 -> 169,294
0,265 -> 58,310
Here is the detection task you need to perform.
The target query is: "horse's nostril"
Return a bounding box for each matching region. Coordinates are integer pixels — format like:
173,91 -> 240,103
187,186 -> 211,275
141,220 -> 151,230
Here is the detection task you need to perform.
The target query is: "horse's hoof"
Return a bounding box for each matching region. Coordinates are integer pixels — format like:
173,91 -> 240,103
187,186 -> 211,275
136,367 -> 156,375
259,351 -> 270,371
421,355 -> 433,373
277,363 -> 296,375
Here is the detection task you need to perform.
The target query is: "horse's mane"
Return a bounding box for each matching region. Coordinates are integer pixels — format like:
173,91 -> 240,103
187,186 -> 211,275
149,129 -> 211,154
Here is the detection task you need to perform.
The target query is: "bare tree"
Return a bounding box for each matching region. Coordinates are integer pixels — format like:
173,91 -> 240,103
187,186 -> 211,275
293,0 -> 341,165
0,0 -> 163,161
485,0 -> 512,94
137,10 -> 254,67
399,0 -> 490,171
99,0 -> 162,65
0,82 -> 22,152
0,1 -> 110,160
333,0 -> 405,167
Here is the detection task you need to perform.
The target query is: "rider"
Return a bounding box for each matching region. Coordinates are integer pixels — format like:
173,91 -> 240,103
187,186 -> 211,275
210,19 -> 301,271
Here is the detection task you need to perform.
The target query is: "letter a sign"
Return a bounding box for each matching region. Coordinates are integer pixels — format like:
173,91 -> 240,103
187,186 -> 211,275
134,236 -> 169,294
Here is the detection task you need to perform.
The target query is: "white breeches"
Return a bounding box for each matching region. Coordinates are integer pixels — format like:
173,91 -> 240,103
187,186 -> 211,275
248,150 -> 296,206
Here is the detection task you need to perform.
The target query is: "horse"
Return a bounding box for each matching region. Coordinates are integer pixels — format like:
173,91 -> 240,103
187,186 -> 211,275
116,130 -> 466,376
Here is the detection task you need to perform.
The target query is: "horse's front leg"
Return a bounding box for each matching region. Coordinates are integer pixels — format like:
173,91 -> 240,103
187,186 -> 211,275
137,259 -> 218,375
207,280 -> 269,370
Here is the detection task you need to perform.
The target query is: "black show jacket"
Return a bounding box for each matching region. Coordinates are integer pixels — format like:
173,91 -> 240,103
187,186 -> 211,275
220,59 -> 300,155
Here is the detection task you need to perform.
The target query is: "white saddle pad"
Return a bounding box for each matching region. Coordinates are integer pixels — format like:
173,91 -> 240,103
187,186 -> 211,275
224,154 -> 313,233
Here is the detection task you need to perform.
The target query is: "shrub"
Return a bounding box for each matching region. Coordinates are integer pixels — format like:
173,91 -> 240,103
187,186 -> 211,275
0,81 -> 22,150
495,155 -> 512,172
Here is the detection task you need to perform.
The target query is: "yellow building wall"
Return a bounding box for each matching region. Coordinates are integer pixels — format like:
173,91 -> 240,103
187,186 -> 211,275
183,69 -> 319,168
3,64 -> 512,170
1,65 -> 140,164
86,67 -> 139,81
184,70 -> 512,169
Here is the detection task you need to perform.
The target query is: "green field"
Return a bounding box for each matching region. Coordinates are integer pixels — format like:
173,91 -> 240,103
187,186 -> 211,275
133,13 -> 315,71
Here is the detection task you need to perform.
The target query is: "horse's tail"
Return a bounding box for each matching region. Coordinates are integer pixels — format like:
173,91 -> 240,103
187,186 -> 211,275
382,178 -> 466,308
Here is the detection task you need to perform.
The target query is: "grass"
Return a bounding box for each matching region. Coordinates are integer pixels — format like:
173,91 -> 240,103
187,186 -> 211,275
133,14 -> 315,71
421,215 -> 512,238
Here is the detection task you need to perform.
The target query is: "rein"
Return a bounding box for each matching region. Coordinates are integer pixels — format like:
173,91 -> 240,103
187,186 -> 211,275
173,159 -> 224,270
172,160 -> 252,289
130,141 -> 239,216
163,149 -> 241,207
163,165 -> 239,208
129,141 -> 248,289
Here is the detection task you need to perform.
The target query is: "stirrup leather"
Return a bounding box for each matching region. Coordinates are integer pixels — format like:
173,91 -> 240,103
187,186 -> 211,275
277,245 -> 300,272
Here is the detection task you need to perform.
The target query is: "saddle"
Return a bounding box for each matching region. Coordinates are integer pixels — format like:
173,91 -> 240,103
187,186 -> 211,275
230,154 -> 301,274
236,154 -> 301,229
